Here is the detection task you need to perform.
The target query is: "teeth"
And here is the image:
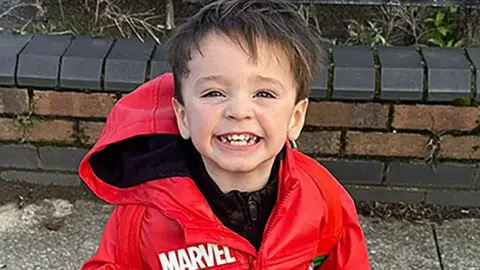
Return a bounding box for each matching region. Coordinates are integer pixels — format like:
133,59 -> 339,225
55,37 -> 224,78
232,140 -> 247,146
218,134 -> 259,146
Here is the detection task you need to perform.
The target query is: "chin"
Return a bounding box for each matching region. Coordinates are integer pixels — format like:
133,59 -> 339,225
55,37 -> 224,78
215,155 -> 274,174
217,161 -> 259,173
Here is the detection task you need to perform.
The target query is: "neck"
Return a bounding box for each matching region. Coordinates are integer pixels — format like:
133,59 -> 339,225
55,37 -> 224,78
202,157 -> 276,193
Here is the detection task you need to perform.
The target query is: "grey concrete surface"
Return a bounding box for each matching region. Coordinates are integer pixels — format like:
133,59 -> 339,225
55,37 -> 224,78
435,218 -> 480,270
0,200 -> 114,270
0,199 -> 478,270
360,216 -> 441,270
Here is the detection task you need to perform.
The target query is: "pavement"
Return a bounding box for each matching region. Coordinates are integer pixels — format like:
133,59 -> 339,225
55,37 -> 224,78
0,196 -> 479,270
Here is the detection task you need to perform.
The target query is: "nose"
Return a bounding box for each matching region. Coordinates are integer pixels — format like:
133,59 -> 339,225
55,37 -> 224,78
224,95 -> 253,121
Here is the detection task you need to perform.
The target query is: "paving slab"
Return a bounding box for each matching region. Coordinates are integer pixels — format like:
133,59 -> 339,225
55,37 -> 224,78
59,36 -> 114,90
0,144 -> 39,169
104,38 -> 155,91
16,35 -> 72,88
435,218 -> 480,270
346,185 -> 425,204
38,146 -> 89,172
0,170 -> 82,186
0,32 -> 32,86
426,190 -> 480,207
377,46 -> 423,101
332,47 -> 375,100
360,216 -> 441,270
466,48 -> 480,101
0,200 -> 114,270
0,197 -> 452,269
310,66 -> 329,99
422,47 -> 472,101
385,161 -> 476,188
317,158 -> 384,184
150,44 -> 171,79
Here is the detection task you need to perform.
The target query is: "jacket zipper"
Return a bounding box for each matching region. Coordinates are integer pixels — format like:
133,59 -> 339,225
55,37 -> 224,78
247,196 -> 258,221
254,179 -> 298,269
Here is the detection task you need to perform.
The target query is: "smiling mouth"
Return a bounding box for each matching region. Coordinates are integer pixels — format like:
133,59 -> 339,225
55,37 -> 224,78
216,133 -> 261,146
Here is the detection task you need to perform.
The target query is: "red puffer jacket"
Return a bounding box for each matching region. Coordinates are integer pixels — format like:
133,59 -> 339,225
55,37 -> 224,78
78,73 -> 370,270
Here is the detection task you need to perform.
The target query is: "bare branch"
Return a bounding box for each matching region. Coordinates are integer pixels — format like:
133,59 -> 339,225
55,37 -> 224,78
0,3 -> 43,19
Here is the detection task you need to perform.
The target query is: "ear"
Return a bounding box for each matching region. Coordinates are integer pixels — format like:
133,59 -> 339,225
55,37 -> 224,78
287,98 -> 309,141
171,98 -> 190,139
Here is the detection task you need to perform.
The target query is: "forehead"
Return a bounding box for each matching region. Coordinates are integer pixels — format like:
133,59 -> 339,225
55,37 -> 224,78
184,32 -> 294,86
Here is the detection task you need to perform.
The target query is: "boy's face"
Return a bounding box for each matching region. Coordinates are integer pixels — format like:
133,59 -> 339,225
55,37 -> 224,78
172,32 -> 308,179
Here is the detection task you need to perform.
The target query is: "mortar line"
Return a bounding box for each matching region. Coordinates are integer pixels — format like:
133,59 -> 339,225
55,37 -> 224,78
471,164 -> 480,188
380,161 -> 388,185
432,224 -> 444,270
339,129 -> 347,157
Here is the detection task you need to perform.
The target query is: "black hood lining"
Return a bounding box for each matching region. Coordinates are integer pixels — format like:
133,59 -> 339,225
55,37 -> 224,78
88,134 -> 285,189
89,134 -> 193,188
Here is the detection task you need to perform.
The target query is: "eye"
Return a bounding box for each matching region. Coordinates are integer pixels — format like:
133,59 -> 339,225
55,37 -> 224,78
201,90 -> 225,98
255,91 -> 275,98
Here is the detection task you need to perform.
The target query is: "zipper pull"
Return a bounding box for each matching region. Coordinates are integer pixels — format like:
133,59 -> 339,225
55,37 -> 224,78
248,196 -> 258,222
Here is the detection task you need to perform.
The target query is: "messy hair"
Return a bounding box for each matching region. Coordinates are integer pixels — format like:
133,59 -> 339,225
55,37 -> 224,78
166,0 -> 327,104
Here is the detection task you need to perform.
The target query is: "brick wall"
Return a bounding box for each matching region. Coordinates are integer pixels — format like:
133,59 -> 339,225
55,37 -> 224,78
1,32 -> 479,207
298,102 -> 480,207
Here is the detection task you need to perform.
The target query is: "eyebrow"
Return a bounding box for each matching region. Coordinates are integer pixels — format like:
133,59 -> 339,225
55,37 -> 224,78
194,75 -> 229,89
194,75 -> 286,91
251,75 -> 285,91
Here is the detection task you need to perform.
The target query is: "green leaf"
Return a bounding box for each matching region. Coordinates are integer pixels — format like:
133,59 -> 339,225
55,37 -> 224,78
436,10 -> 445,27
425,18 -> 435,23
446,40 -> 454,47
429,31 -> 444,41
454,40 -> 465,47
449,7 -> 458,13
428,37 -> 445,47
437,26 -> 449,36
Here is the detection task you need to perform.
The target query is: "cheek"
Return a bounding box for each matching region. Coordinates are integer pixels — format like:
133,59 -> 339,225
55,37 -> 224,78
259,104 -> 293,135
185,104 -> 221,136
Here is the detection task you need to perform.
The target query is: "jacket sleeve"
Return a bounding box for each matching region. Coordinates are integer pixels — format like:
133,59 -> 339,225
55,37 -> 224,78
321,186 -> 371,270
81,206 -> 141,270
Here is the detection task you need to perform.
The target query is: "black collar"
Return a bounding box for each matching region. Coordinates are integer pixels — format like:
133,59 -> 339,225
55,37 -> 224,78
188,145 -> 284,250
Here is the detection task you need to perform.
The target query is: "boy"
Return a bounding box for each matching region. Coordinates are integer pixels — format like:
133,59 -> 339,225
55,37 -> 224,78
79,0 -> 370,269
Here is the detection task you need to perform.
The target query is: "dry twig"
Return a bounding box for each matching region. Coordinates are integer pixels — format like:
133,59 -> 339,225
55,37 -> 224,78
0,0 -> 44,20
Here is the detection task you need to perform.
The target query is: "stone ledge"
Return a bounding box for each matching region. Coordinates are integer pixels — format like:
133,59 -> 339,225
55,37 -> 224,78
0,32 -> 478,102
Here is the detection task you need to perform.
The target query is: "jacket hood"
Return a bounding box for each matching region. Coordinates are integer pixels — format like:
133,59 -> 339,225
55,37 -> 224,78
78,73 -> 186,204
78,72 -> 298,206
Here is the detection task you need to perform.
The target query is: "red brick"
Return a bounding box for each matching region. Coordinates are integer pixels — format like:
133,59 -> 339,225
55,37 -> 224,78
79,121 -> 105,145
306,102 -> 388,129
297,131 -> 341,155
439,135 -> 480,160
33,91 -> 116,118
0,117 -> 74,143
346,131 -> 430,157
0,88 -> 29,114
393,104 -> 480,132
0,118 -> 23,141
26,119 -> 75,143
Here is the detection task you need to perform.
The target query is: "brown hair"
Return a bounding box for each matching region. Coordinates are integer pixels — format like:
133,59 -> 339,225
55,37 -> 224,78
166,0 -> 326,104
